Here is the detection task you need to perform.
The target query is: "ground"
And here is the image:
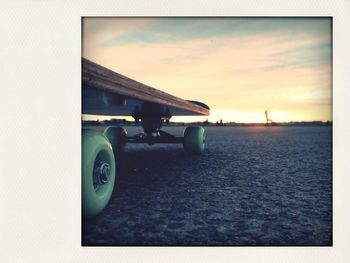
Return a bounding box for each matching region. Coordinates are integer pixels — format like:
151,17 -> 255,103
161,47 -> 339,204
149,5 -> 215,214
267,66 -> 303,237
82,126 -> 332,246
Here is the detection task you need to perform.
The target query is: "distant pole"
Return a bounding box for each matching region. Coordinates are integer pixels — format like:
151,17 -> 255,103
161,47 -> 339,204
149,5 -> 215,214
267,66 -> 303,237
265,110 -> 273,126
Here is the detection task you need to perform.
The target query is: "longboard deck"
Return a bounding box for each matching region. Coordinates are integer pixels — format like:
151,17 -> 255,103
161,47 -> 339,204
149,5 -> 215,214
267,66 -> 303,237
82,58 -> 210,117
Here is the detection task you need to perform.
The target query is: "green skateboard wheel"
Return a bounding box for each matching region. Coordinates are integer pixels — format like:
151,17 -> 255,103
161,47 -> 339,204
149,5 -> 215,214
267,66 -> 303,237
103,126 -> 127,154
183,126 -> 206,154
82,129 -> 116,217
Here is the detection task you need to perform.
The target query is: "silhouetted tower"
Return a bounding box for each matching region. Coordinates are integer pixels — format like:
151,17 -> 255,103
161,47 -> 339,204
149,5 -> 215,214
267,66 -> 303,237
265,110 -> 273,126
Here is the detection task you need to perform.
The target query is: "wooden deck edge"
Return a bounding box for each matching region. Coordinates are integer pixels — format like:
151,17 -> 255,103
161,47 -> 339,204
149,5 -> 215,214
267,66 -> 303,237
82,58 -> 210,116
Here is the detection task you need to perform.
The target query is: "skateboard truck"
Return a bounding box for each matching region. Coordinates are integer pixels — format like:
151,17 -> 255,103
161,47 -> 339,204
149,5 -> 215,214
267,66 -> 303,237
130,102 -> 182,144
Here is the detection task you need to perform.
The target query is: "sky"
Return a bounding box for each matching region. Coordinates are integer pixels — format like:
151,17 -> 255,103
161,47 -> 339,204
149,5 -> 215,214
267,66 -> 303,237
82,17 -> 332,123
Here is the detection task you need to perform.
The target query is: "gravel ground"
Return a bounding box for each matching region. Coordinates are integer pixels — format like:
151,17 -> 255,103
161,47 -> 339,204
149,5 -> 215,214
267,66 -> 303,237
82,126 -> 332,246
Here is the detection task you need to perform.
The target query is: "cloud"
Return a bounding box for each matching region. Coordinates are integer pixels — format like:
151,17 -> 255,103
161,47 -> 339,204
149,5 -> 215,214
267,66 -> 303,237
82,17 -> 332,122
95,17 -> 331,47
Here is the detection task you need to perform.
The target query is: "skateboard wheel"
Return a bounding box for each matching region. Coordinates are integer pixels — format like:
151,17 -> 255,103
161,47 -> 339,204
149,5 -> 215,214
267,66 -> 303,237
103,126 -> 127,154
82,129 -> 116,217
183,126 -> 206,154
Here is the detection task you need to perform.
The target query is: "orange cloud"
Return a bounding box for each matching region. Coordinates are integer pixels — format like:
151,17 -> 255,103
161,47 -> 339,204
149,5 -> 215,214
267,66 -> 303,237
82,18 -> 332,122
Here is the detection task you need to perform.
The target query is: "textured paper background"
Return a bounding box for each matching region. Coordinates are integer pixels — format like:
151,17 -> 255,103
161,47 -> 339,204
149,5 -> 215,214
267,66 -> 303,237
0,0 -> 349,262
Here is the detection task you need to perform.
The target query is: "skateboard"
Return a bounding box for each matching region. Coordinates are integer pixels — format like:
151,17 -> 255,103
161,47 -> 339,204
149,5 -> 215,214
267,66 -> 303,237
82,58 -> 210,217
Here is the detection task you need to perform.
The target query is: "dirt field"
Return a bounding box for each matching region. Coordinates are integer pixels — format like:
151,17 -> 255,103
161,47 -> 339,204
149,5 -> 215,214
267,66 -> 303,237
82,126 -> 332,246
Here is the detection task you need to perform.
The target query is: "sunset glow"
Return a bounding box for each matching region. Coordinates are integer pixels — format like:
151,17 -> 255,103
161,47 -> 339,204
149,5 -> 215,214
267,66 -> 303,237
82,18 -> 332,123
